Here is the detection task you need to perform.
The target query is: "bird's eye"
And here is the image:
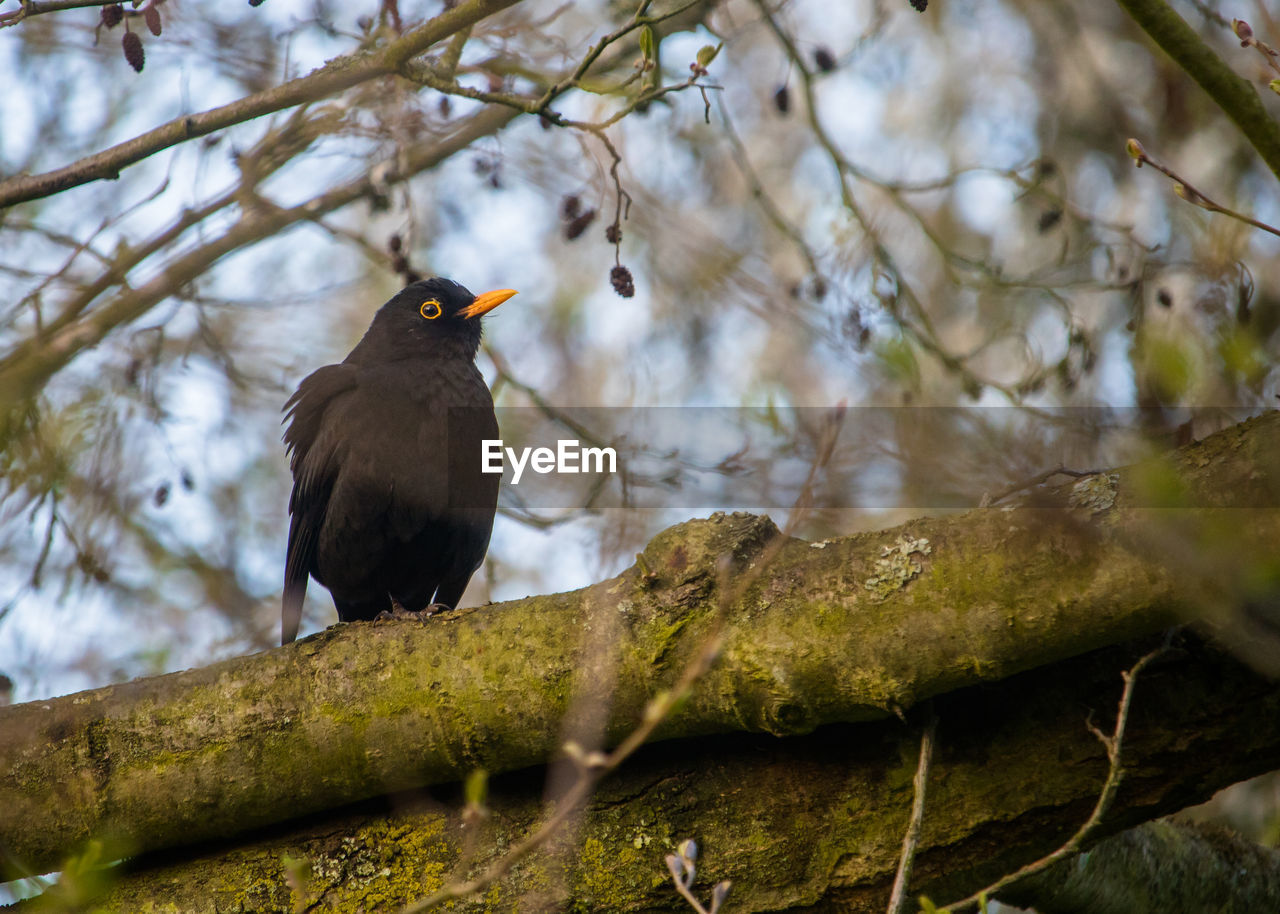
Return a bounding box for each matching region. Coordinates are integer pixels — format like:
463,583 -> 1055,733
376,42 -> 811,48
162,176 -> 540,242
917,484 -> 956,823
420,299 -> 442,320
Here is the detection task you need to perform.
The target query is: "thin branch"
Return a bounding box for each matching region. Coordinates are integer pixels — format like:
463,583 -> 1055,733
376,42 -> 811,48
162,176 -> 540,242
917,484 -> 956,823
942,641 -> 1171,912
0,0 -> 118,27
886,708 -> 936,914
1126,138 -> 1280,238
395,582 -> 721,912
749,0 -> 1026,403
11,105 -> 341,354
0,0 -> 520,208
438,24 -> 472,79
0,106 -> 520,409
716,95 -> 823,280
399,0 -> 710,129
980,465 -> 1104,508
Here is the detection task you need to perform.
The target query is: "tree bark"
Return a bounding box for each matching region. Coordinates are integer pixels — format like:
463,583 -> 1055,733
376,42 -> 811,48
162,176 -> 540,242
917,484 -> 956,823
3,412 -> 1279,894
32,637 -> 1280,912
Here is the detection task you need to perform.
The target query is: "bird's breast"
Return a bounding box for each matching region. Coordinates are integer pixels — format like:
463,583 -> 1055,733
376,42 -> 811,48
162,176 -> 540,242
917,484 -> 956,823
356,358 -> 492,409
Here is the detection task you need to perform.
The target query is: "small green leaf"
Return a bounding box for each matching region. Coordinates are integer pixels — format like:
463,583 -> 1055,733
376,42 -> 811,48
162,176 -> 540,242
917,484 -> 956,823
876,336 -> 920,388
638,25 -> 656,63
696,42 -> 722,68
1270,78 -> 1280,96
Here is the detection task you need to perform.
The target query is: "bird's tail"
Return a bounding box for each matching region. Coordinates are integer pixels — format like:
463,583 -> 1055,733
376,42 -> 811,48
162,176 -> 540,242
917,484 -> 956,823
282,572 -> 306,645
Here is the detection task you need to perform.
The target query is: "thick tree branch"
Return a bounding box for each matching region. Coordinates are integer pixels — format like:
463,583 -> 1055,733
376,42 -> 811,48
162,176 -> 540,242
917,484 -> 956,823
50,637 -> 1280,912
3,413 -> 1279,878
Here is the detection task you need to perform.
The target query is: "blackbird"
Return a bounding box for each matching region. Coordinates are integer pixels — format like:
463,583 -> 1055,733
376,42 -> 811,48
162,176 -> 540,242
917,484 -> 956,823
281,278 -> 517,645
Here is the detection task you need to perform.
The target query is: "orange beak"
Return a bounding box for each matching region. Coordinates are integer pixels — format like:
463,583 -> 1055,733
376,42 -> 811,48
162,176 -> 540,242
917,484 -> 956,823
459,288 -> 518,320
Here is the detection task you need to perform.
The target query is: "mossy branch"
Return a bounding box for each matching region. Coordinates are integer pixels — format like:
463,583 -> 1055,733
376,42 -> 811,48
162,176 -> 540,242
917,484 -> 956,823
60,638 -> 1280,912
3,413 -> 1280,879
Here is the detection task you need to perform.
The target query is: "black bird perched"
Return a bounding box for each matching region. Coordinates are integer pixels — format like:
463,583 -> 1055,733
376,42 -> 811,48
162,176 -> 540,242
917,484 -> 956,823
281,278 -> 517,645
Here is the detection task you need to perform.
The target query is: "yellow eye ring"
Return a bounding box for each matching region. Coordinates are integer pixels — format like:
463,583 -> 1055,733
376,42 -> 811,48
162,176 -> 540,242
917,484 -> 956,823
420,299 -> 442,320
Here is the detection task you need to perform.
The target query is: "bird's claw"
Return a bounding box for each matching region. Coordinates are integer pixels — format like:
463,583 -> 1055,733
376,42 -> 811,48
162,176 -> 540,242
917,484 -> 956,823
374,602 -> 448,623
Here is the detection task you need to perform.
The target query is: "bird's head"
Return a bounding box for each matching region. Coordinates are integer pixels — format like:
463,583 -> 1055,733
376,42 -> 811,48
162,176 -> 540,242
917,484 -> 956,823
361,277 -> 518,360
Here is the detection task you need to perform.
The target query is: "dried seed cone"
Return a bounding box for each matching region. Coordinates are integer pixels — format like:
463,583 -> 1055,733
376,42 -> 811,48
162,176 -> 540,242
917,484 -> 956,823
144,6 -> 162,36
101,4 -> 123,27
564,209 -> 597,241
773,85 -> 790,114
610,265 -> 635,298
122,31 -> 145,72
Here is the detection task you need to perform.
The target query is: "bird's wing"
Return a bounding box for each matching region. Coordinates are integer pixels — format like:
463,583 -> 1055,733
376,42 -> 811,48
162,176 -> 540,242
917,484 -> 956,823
281,364 -> 358,645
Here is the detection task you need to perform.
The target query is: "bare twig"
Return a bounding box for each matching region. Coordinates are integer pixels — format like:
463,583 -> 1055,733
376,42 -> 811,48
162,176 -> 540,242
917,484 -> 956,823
1126,138 -> 1280,239
941,641 -> 1171,912
715,94 -> 824,281
980,465 -> 1104,508
10,105 -> 341,353
0,106 -> 520,410
394,590 -> 721,912
748,0 -> 1027,403
0,0 -> 521,207
886,708 -> 937,914
0,0 -> 120,27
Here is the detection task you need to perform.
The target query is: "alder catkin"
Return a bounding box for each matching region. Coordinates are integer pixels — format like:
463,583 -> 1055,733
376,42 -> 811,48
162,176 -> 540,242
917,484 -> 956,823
610,265 -> 635,298
122,31 -> 145,72
564,209 -> 597,241
773,85 -> 790,114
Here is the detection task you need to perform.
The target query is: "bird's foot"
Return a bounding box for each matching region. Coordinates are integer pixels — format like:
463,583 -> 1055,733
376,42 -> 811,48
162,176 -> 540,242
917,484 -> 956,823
374,607 -> 413,622
374,600 -> 449,623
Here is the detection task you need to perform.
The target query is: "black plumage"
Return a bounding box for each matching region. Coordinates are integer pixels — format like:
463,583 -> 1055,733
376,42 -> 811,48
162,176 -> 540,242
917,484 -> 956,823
281,278 -> 516,645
